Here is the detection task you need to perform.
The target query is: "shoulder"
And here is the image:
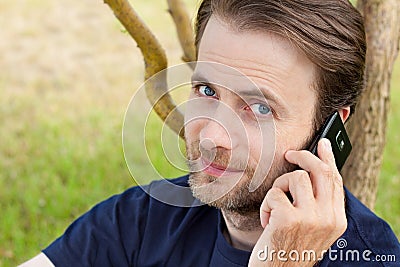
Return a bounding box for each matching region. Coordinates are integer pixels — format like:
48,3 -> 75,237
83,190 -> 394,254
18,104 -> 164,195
319,188 -> 399,266
89,175 -> 193,214
340,187 -> 399,264
69,175 -> 196,235
43,175 -> 207,266
344,187 -> 399,247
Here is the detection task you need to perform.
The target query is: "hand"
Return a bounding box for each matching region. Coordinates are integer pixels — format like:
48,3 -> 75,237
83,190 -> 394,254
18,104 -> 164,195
248,138 -> 347,267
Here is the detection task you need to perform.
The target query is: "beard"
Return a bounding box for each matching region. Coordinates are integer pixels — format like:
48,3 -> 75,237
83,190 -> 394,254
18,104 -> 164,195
186,136 -> 312,215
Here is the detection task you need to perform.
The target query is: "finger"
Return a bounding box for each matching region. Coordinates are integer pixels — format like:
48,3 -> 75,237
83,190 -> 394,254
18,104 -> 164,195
260,187 -> 292,228
273,170 -> 315,206
285,149 -> 321,173
285,149 -> 331,198
260,209 -> 270,229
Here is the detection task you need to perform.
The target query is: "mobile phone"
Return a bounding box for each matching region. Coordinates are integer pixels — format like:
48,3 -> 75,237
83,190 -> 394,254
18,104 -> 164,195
307,111 -> 352,171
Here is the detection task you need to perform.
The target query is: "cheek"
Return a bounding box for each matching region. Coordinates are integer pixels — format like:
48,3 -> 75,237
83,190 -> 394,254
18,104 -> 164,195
274,123 -> 313,157
246,124 -> 275,166
248,133 -> 263,163
275,126 -> 291,151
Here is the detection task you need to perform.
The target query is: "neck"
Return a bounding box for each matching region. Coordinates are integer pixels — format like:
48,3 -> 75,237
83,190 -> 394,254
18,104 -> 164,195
221,209 -> 263,251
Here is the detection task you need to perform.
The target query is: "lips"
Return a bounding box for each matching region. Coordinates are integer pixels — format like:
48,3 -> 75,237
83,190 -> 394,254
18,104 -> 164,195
201,157 -> 243,177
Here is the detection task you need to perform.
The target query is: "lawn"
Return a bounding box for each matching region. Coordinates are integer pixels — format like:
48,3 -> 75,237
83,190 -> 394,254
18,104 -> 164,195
0,1 -> 398,266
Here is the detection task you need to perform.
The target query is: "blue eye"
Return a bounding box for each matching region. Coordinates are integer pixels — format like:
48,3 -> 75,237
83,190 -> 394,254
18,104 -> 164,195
250,103 -> 271,115
198,85 -> 216,97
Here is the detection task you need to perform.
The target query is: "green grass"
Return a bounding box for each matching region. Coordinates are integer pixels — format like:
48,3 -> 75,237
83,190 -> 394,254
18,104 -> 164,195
0,1 -> 399,266
0,90 -> 133,264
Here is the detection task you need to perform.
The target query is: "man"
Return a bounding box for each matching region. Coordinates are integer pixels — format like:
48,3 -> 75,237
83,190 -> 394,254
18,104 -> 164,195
21,0 -> 400,266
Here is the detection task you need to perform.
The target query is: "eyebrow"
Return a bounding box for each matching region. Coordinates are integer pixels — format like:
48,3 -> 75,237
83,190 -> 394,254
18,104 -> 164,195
191,72 -> 287,110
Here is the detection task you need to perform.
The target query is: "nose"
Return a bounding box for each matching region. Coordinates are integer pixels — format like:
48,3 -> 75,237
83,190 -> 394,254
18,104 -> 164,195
199,118 -> 232,150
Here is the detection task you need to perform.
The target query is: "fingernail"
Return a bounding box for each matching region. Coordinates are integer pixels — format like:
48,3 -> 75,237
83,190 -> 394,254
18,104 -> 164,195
324,139 -> 331,150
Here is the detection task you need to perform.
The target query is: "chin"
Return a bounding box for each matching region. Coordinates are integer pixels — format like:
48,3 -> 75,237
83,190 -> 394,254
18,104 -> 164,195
188,172 -> 228,203
188,171 -> 268,213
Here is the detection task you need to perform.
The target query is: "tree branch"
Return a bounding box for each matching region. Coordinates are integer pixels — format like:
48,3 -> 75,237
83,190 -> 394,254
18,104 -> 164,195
104,0 -> 184,138
167,0 -> 196,63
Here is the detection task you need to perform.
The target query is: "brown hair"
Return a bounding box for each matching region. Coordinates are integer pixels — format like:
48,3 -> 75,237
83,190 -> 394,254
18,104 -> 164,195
194,0 -> 366,131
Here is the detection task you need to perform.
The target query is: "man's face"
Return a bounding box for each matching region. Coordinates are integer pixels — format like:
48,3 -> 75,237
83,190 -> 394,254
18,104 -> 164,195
185,16 -> 317,213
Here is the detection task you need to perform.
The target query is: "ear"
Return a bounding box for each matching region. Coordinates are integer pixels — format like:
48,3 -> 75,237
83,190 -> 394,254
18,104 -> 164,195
338,107 -> 351,123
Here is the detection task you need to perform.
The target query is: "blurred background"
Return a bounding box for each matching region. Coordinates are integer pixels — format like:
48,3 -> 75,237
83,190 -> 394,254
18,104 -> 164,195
0,0 -> 398,266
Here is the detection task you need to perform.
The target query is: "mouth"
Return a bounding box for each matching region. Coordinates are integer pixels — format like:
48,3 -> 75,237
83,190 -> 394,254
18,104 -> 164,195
201,157 -> 243,177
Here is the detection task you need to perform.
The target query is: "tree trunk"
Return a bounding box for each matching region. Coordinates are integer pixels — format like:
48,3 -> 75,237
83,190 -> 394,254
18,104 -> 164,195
342,0 -> 400,209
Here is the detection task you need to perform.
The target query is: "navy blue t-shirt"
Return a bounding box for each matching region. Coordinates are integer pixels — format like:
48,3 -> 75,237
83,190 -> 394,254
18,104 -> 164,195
43,176 -> 400,266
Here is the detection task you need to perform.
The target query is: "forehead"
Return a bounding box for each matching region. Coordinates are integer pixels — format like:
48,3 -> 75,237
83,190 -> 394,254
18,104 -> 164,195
198,16 -> 312,70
